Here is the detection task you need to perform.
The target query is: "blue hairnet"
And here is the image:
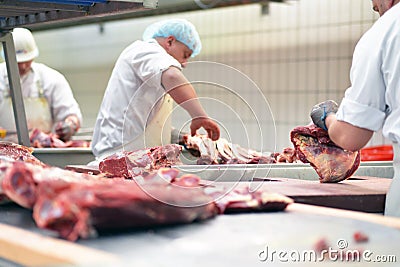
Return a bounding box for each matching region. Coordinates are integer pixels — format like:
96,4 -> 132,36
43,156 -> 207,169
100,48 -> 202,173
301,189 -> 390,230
142,19 -> 202,58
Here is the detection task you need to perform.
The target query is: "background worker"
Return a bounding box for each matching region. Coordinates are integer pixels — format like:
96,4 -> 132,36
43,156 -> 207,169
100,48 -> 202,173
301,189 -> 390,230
310,0 -> 400,217
91,18 -> 220,161
0,27 -> 82,142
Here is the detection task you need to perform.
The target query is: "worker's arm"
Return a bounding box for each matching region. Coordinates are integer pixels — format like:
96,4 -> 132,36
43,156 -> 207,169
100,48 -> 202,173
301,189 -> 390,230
325,114 -> 373,152
311,100 -> 373,151
161,67 -> 220,140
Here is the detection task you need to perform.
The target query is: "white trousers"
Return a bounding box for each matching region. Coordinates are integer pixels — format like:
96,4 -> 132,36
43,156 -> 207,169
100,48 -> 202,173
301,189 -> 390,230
384,143 -> 400,217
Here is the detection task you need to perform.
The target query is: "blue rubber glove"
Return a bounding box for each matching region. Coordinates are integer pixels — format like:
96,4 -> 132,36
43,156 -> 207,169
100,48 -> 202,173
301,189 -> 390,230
310,100 -> 338,131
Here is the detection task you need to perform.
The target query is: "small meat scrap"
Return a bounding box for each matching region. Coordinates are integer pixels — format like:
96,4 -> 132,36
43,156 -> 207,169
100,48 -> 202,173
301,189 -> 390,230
290,124 -> 360,183
99,144 -> 182,178
313,237 -> 330,254
271,147 -> 298,163
208,186 -> 293,214
0,142 -> 47,204
353,231 -> 369,243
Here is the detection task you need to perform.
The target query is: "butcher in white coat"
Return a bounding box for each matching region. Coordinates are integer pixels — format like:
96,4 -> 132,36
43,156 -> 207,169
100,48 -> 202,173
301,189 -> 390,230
0,28 -> 82,142
91,18 -> 220,161
310,0 -> 400,217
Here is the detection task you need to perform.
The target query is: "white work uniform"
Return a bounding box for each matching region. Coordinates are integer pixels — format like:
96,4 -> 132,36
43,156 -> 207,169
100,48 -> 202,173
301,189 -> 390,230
336,3 -> 400,217
0,62 -> 82,136
91,39 -> 182,159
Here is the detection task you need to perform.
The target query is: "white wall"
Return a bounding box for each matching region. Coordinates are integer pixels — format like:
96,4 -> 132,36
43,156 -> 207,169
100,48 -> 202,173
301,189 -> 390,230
30,0 -> 387,152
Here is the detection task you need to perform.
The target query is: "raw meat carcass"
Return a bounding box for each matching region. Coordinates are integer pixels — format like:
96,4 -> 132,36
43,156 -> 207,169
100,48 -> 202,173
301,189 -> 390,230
1,161 -> 104,208
3,162 -> 292,241
99,144 -> 182,178
290,124 -> 360,183
0,142 -> 47,204
33,175 -> 218,241
182,134 -> 276,165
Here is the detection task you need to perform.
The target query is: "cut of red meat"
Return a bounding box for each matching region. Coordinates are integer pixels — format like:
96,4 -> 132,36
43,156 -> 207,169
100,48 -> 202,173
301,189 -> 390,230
0,142 -> 46,166
290,124 -> 360,183
0,142 -> 47,204
1,161 -> 104,208
208,186 -> 293,214
29,128 -> 91,148
98,144 -> 182,178
2,160 -> 292,241
271,147 -> 297,163
33,178 -> 218,241
30,128 -> 69,148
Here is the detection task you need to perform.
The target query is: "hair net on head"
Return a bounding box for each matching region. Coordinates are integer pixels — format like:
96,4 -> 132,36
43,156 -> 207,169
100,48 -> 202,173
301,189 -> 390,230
142,18 -> 202,58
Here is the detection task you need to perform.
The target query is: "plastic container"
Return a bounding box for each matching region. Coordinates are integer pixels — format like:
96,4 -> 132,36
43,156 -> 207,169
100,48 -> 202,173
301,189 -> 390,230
361,145 -> 393,161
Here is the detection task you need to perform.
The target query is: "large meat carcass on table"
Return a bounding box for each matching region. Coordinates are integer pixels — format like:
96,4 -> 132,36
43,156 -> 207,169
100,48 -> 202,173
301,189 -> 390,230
0,142 -> 293,241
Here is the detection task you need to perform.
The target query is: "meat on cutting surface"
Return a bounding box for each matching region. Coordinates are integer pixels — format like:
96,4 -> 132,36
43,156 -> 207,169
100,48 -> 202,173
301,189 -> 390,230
99,144 -> 182,178
0,142 -> 47,204
32,167 -> 292,241
182,134 -> 276,165
290,124 -> 360,183
156,168 -> 293,214
2,160 -> 292,241
1,160 -> 104,208
33,173 -> 218,241
0,141 -> 46,167
30,128 -> 91,148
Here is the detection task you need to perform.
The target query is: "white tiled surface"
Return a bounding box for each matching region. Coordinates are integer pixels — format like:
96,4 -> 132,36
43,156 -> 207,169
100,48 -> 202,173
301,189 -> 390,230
11,0 -> 388,150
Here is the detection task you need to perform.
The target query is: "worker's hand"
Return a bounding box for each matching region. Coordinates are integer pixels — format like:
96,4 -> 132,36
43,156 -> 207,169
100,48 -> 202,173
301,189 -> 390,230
190,117 -> 220,141
55,117 -> 79,141
310,100 -> 338,131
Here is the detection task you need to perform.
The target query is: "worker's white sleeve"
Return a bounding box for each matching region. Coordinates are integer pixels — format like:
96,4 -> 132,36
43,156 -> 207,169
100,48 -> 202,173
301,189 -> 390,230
40,64 -> 82,125
132,39 -> 182,89
336,17 -> 387,132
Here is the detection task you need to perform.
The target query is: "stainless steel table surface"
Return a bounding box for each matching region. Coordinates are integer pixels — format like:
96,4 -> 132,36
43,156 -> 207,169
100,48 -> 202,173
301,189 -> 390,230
32,148 -> 95,168
0,203 -> 399,267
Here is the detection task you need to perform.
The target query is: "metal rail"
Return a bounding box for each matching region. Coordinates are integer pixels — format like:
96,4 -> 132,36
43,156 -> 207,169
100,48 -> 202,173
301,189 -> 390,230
0,0 -> 155,30
0,31 -> 30,146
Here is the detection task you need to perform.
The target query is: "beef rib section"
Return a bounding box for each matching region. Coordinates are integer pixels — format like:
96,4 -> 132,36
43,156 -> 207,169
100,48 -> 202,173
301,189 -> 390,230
290,124 -> 360,183
182,134 -> 276,165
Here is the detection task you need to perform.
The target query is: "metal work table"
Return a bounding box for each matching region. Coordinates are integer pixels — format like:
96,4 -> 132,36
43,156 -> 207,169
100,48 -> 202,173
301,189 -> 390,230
1,202 -> 400,266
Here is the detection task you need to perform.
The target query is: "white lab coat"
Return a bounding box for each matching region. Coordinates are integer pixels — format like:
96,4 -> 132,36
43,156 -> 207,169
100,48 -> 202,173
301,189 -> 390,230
336,4 -> 400,217
91,39 -> 182,159
0,62 -> 82,131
